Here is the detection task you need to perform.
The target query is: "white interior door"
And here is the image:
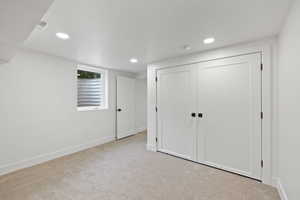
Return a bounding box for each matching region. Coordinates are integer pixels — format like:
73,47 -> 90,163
196,54 -> 262,179
157,65 -> 197,160
117,76 -> 136,139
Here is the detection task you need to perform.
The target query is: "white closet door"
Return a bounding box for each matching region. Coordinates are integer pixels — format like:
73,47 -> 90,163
196,54 -> 262,179
157,64 -> 197,160
117,76 -> 136,139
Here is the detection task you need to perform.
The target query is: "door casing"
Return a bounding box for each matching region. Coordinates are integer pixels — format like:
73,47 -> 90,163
148,41 -> 274,185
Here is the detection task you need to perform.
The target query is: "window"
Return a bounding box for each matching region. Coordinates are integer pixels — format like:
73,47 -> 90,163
77,65 -> 108,111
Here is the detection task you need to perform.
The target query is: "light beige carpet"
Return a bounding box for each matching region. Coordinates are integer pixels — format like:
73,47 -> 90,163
0,132 -> 280,200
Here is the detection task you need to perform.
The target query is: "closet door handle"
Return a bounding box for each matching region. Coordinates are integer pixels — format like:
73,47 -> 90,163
198,113 -> 203,118
191,113 -> 196,117
117,108 -> 122,112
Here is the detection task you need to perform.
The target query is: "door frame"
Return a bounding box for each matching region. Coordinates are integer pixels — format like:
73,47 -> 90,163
147,39 -> 275,185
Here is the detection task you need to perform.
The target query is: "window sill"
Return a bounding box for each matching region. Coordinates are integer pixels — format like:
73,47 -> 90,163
77,106 -> 108,112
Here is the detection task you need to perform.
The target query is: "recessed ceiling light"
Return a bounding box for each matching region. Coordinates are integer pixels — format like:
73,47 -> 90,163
130,58 -> 138,63
203,37 -> 215,44
183,45 -> 191,50
56,32 -> 70,40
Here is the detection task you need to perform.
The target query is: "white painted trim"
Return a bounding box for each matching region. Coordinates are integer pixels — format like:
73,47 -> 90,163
158,149 -> 192,160
77,106 -> 108,111
0,136 -> 115,176
117,129 -> 136,139
77,64 -> 107,74
147,37 -> 276,185
136,127 -> 147,133
272,177 -> 279,187
147,144 -> 157,152
276,178 -> 289,200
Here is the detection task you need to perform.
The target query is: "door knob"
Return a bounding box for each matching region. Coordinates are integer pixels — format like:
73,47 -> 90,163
117,108 -> 122,112
198,113 -> 203,118
191,113 -> 196,117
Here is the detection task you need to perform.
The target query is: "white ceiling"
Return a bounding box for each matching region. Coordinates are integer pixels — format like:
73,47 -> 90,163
24,0 -> 292,72
0,0 -> 53,62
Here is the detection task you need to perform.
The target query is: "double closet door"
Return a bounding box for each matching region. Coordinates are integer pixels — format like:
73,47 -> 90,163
157,54 -> 262,180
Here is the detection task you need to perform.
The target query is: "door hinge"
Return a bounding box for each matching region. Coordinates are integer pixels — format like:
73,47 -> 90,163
261,160 -> 264,168
261,112 -> 264,119
155,106 -> 158,112
155,77 -> 158,82
261,63 -> 263,71
156,137 -> 158,143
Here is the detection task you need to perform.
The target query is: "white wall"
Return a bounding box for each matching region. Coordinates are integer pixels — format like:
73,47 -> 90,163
0,49 -> 136,175
278,1 -> 300,199
135,78 -> 147,132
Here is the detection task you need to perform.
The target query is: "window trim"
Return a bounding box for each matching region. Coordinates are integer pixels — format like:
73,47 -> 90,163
77,64 -> 108,111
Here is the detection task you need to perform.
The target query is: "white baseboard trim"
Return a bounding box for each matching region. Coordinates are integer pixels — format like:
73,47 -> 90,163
136,127 -> 147,134
0,136 -> 115,176
275,178 -> 289,200
272,177 -> 278,187
117,130 -> 137,139
147,143 -> 156,152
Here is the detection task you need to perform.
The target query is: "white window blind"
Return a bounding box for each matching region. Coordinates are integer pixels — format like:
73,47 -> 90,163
77,65 -> 107,111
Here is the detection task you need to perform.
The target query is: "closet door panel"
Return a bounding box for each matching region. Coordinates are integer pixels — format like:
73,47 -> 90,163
196,54 -> 262,179
157,64 -> 197,160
